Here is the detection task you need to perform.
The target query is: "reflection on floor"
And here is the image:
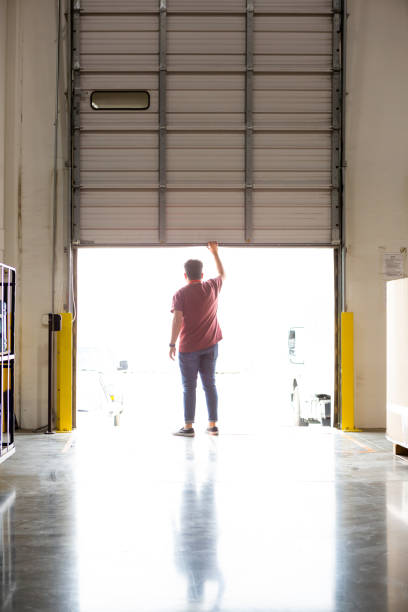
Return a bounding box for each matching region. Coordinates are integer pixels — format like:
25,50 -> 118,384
0,418 -> 408,611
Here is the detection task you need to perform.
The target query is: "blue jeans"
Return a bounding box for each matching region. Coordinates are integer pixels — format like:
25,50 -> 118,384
178,343 -> 218,424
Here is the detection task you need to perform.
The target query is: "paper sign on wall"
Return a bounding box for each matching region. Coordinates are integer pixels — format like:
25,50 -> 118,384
383,253 -> 405,280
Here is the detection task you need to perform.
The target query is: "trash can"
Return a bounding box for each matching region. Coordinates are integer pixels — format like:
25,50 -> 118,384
314,393 -> 331,426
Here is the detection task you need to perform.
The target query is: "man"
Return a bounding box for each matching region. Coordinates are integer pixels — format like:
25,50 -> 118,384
169,241 -> 226,437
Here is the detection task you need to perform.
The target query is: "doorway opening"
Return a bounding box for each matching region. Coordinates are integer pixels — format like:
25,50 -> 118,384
76,247 -> 335,434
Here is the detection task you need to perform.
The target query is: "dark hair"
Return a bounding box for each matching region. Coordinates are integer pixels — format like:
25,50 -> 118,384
184,259 -> 203,280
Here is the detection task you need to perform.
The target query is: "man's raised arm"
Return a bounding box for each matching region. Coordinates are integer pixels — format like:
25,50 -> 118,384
207,241 -> 226,280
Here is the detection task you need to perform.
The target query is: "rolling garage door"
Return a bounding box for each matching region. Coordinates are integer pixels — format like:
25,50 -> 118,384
72,0 -> 342,246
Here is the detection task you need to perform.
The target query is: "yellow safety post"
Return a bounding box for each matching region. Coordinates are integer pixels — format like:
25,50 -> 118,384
56,312 -> 73,432
341,312 -> 360,431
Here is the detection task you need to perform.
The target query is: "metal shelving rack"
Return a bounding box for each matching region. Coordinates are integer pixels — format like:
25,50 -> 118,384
0,265 -> 16,464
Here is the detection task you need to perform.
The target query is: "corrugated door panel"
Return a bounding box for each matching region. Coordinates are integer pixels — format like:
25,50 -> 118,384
80,175 -> 158,190
254,114 -> 331,131
254,55 -> 331,72
254,171 -> 331,188
80,206 -> 159,244
254,74 -> 331,91
167,229 -> 245,244
168,74 -> 244,91
253,150 -> 330,172
167,91 -> 244,114
167,172 -> 244,188
168,150 -> 243,172
80,172 -> 158,189
81,55 -> 158,73
80,113 -> 158,132
253,190 -> 330,207
81,208 -> 157,230
81,74 -> 158,91
81,16 -> 158,32
254,16 -> 331,31
81,150 -> 157,172
166,202 -> 245,242
167,114 -> 244,131
166,10 -> 244,219
255,32 -> 331,55
168,133 -> 244,148
77,2 -> 337,246
254,0 -> 332,11
167,190 -> 244,207
81,191 -> 158,207
81,32 -> 158,55
168,15 -> 244,31
254,133 -> 331,148
81,230 -> 160,244
168,0 -> 246,12
168,32 -> 244,55
81,133 -> 158,149
167,208 -> 244,230
254,91 -> 330,113
79,1 -> 160,243
82,189 -> 246,209
82,0 -> 160,12
167,55 -> 245,73
254,207 -> 330,229
253,228 -> 331,243
250,0 -> 333,243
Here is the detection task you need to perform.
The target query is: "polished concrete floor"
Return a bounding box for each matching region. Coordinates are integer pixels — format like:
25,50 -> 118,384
1,417 -> 408,611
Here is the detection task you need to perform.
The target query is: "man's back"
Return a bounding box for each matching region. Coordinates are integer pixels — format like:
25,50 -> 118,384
171,277 -> 222,353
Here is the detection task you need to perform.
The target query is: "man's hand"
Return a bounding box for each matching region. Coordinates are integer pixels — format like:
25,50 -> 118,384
169,311 -> 183,360
207,241 -> 218,254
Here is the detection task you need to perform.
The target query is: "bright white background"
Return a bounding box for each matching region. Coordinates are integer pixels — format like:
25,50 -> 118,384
77,247 -> 334,428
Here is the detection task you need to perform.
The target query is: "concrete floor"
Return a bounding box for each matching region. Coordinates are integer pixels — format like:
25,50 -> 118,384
0,422 -> 408,612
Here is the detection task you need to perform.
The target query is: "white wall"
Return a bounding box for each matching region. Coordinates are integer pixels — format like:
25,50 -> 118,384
346,0 -> 408,428
4,0 -> 70,429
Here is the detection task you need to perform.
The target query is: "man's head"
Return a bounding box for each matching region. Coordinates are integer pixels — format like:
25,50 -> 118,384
184,259 -> 203,281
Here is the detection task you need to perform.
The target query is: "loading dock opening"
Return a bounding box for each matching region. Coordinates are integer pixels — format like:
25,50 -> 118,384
75,246 -> 335,433
72,2 -> 344,431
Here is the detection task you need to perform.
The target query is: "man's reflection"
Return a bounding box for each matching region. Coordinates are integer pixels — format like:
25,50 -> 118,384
336,481 -> 388,611
0,488 -> 16,610
174,442 -> 224,610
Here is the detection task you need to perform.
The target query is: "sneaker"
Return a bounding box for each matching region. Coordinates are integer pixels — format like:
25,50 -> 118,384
173,427 -> 195,437
206,426 -> 219,436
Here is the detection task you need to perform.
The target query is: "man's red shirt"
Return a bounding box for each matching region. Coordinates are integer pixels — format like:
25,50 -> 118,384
171,277 -> 223,353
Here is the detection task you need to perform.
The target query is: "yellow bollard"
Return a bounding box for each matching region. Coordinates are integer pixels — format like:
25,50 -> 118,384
56,313 -> 73,432
341,312 -> 360,431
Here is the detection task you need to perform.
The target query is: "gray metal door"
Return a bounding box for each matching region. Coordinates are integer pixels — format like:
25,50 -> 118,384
72,0 -> 342,246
